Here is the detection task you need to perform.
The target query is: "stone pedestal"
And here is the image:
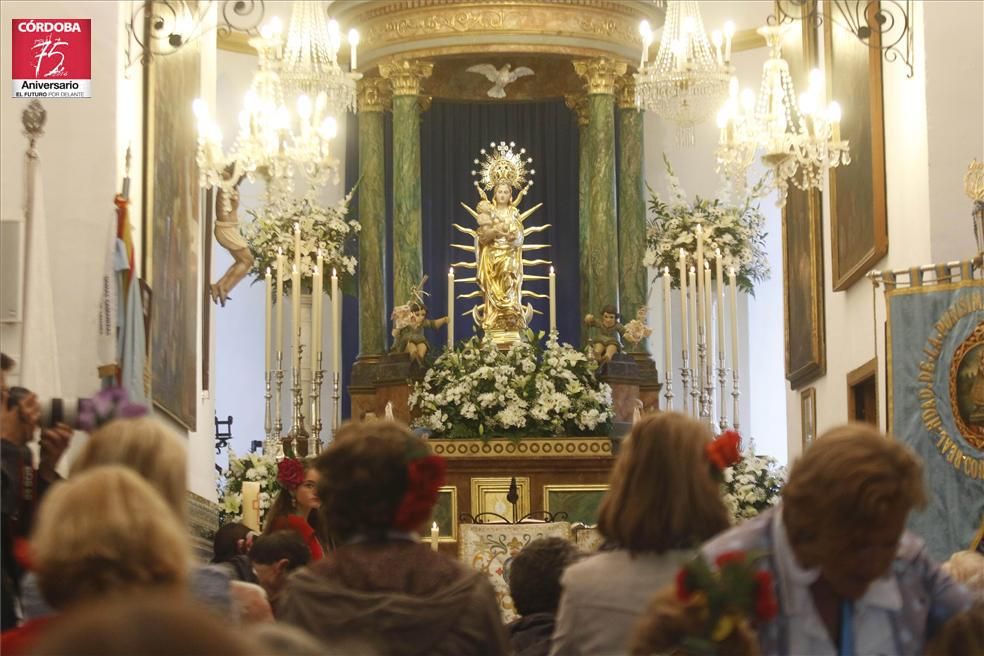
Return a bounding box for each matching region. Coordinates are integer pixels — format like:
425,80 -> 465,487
597,353 -> 641,428
630,351 -> 662,412
350,354 -> 383,421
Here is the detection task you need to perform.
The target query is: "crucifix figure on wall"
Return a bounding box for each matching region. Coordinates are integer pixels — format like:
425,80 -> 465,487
210,172 -> 253,306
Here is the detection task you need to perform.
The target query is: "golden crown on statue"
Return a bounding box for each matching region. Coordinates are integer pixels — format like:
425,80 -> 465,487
472,141 -> 535,191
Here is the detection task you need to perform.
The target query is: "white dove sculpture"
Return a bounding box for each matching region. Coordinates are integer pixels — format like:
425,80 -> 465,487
466,63 -> 535,99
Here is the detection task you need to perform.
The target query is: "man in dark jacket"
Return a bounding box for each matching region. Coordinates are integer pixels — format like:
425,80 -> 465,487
506,537 -> 581,656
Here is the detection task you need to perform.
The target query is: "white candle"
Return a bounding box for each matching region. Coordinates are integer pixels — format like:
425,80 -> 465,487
241,482 -> 261,532
348,28 -> 359,71
729,267 -> 739,373
678,249 -> 689,358
314,250 -> 324,363
715,249 -> 725,356
275,250 -> 284,360
549,266 -> 557,334
695,225 -> 705,347
447,267 -> 455,349
662,267 -> 671,385
704,262 -> 712,359
331,268 -> 340,379
688,266 -> 698,381
293,222 -> 302,274
264,267 -> 272,373
291,263 -> 301,359
431,521 -> 440,551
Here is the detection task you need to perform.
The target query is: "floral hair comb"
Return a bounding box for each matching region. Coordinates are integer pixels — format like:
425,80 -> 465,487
80,387 -> 148,432
705,429 -> 742,472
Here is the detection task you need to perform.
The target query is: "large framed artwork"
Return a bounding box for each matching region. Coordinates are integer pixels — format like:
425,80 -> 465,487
542,484 -> 608,526
142,8 -> 201,429
782,12 -> 826,388
825,0 -> 888,291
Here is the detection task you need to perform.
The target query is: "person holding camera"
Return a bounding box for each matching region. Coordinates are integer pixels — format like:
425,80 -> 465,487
1,353 -> 72,631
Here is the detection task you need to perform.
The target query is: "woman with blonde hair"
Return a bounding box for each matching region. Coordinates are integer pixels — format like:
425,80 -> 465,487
549,412 -> 735,656
0,466 -> 192,655
700,423 -> 973,655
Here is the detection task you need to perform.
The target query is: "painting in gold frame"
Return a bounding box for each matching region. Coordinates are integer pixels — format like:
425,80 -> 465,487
781,14 -> 827,389
543,484 -> 608,526
470,477 -> 531,521
825,0 -> 888,291
800,386 -> 817,451
142,2 -> 202,428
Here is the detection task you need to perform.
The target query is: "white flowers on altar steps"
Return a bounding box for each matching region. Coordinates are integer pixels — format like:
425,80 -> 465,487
721,451 -> 786,522
410,332 -> 614,439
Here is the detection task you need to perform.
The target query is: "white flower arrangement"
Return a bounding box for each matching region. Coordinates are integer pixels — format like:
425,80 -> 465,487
242,188 -> 360,295
644,155 -> 770,293
217,450 -> 282,526
721,451 -> 786,522
409,332 -> 614,439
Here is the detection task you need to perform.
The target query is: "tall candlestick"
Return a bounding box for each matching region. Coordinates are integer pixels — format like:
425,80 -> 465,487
293,222 -> 302,276
447,267 -> 455,349
275,250 -> 284,358
704,262 -> 713,358
695,225 -> 705,348
331,268 -> 340,380
314,250 -> 324,363
715,249 -> 725,354
348,28 -> 359,70
729,267 -> 739,371
662,267 -> 672,379
264,267 -> 272,373
548,266 -> 557,334
678,249 -> 689,357
431,521 -> 440,551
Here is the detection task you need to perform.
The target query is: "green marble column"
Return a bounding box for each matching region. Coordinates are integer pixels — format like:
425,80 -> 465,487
617,79 -> 648,348
356,78 -> 390,356
566,92 -> 592,318
379,60 -> 433,307
575,58 -> 626,318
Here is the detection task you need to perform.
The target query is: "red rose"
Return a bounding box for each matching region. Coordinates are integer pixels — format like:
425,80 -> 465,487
393,455 -> 447,531
754,570 -> 779,621
706,430 -> 742,470
714,550 -> 747,569
675,567 -> 692,602
277,458 -> 305,489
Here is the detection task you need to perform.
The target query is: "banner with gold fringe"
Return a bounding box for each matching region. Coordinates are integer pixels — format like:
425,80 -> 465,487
886,262 -> 984,560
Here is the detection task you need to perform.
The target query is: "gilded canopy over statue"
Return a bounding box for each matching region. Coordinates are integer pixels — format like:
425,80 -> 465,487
453,141 -> 550,345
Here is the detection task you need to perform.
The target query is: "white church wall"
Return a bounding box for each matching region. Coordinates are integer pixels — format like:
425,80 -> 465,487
784,1 -> 982,460
642,7 -> 789,464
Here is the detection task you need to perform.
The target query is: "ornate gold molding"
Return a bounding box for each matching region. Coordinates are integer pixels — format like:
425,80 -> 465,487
616,76 -> 638,110
573,58 -> 627,96
357,77 -> 393,113
379,59 -> 434,96
429,437 -> 614,459
564,92 -> 589,127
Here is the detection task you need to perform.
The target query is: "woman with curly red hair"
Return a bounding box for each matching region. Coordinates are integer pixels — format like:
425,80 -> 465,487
262,458 -> 328,561
278,420 -> 507,656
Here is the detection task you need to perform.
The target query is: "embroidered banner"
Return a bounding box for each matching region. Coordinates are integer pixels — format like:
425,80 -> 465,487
887,276 -> 984,560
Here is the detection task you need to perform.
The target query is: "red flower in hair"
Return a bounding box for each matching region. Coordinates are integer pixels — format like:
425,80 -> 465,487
714,550 -> 747,569
277,458 -> 305,489
706,430 -> 742,471
393,455 -> 447,531
675,567 -> 692,602
754,570 -> 779,621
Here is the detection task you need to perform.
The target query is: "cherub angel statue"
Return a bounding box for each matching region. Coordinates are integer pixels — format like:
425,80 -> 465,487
453,141 -> 551,345
390,276 -> 448,366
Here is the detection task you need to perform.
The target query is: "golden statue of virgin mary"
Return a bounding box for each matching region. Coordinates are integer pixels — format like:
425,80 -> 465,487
453,141 -> 551,345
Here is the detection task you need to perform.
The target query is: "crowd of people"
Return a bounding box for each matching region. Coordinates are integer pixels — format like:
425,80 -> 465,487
1,350 -> 982,655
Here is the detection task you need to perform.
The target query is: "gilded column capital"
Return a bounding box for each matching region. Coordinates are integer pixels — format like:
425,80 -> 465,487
573,58 -> 628,96
564,92 -> 589,127
378,59 -> 434,97
357,77 -> 392,113
616,76 -> 638,110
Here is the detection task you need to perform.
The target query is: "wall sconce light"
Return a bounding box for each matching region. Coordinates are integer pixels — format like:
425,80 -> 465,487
128,0 -> 267,63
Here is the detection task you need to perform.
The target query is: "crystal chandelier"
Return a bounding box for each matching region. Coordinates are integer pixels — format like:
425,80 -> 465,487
635,0 -> 734,145
715,25 -> 849,207
193,2 -> 358,204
